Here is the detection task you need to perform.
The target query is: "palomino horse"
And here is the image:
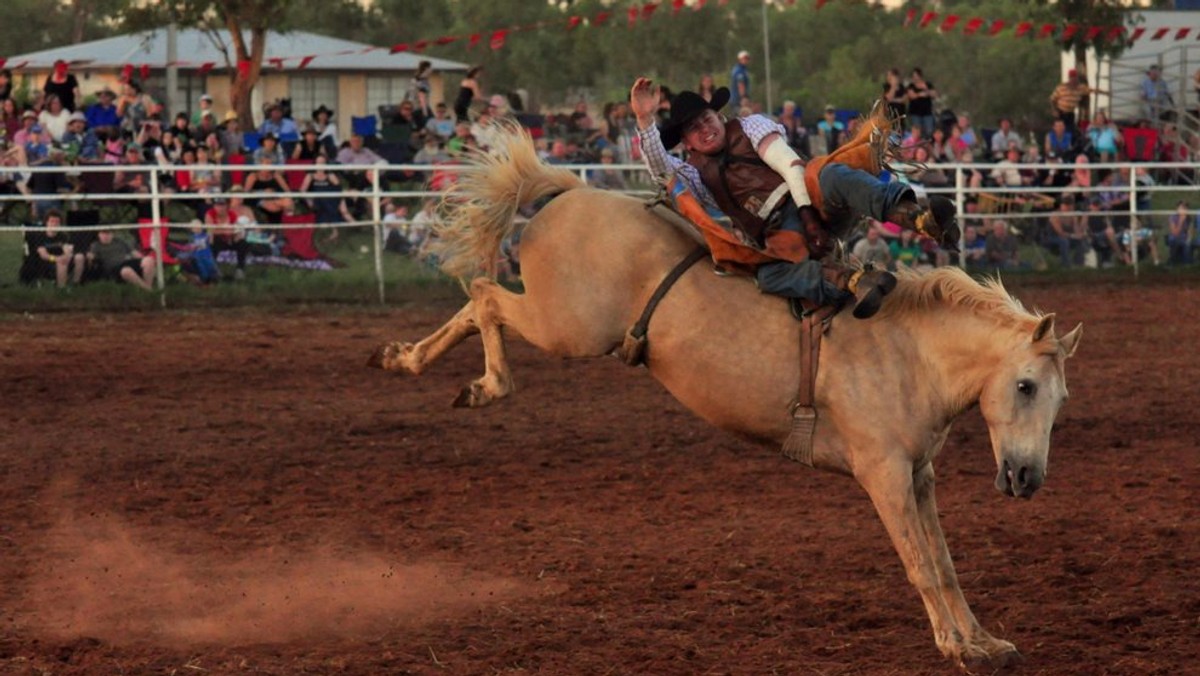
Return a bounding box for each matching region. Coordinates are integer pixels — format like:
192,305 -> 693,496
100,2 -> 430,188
368,127 -> 1082,670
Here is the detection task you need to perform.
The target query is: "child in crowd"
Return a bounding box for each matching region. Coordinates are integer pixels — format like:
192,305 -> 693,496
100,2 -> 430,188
177,219 -> 219,284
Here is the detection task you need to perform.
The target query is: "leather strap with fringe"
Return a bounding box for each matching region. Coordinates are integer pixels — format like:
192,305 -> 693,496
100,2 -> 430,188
781,304 -> 836,466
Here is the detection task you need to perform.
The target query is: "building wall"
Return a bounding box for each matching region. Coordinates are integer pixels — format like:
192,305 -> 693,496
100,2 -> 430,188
338,74 -> 368,137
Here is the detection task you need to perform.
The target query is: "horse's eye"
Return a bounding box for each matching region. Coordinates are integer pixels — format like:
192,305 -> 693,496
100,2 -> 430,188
1017,380 -> 1037,397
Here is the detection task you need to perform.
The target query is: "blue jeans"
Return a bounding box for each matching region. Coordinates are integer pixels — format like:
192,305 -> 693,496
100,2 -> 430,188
754,163 -> 912,304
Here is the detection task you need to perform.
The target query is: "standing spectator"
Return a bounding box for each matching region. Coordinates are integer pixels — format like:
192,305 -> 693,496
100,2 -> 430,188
191,93 -> 215,127
43,60 -> 81,112
990,118 -> 1023,161
1049,69 -> 1101,131
424,102 -> 456,145
905,67 -> 937,136
697,74 -> 717,103
777,100 -> 808,155
985,220 -> 1022,269
258,103 -> 298,139
21,209 -> 85,287
882,68 -> 907,121
0,68 -> 12,101
117,81 -> 155,137
1,98 -> 21,139
312,104 -> 339,156
730,50 -> 751,112
454,66 -> 483,122
390,101 -> 425,160
38,95 -> 71,143
1165,200 -> 1197,265
85,86 -> 121,131
852,224 -> 892,268
407,60 -> 433,118
956,113 -> 978,150
817,105 -> 845,153
1141,64 -> 1174,122
587,148 -> 628,191
87,227 -> 156,290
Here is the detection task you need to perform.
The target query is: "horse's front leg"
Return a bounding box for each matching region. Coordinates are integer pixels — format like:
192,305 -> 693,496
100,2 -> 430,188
857,458 -> 1013,671
912,463 -> 1022,671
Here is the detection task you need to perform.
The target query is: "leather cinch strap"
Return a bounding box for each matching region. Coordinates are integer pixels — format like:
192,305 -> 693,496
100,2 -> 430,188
619,247 -> 709,367
781,305 -> 835,466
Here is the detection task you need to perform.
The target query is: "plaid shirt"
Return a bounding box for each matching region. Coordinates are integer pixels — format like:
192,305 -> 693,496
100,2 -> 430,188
638,114 -> 786,213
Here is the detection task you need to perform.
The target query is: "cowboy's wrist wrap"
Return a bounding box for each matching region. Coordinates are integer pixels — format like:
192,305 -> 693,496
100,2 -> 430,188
761,137 -> 812,208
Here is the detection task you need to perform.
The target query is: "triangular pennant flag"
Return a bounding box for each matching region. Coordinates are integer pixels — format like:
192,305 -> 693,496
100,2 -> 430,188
390,44 -> 409,53
121,64 -> 134,81
594,11 -> 610,25
1015,22 -> 1033,38
641,2 -> 657,20
140,63 -> 151,80
815,0 -> 827,8
490,29 -> 507,50
918,12 -> 937,29
1105,26 -> 1125,42
1085,26 -> 1104,42
672,0 -> 685,15
1151,28 -> 1169,40
628,6 -> 638,27
411,40 -> 428,52
1129,27 -> 1145,41
198,62 -> 215,75
1175,28 -> 1191,40
987,19 -> 1007,36
0,58 -> 6,69
1060,24 -> 1079,41
298,56 -> 315,69
1037,24 -> 1056,39
567,15 -> 583,30
939,15 -> 960,32
903,9 -> 916,28
269,57 -> 284,69
468,33 -> 481,49
962,17 -> 985,36
435,35 -> 457,45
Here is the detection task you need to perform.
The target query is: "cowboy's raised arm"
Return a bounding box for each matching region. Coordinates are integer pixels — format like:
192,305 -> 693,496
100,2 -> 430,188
630,77 -> 682,182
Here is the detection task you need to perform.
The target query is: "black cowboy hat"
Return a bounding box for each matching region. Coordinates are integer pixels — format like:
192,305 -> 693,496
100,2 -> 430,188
313,104 -> 334,119
659,86 -> 730,150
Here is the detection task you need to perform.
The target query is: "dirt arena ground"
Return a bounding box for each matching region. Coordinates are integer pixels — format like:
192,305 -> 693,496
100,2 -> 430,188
1,278 -> 1196,675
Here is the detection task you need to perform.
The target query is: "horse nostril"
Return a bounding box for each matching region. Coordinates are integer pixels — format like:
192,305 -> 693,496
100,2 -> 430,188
1017,465 -> 1029,489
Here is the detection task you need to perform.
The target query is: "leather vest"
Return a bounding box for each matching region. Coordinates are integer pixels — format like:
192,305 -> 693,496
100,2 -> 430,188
686,119 -> 785,244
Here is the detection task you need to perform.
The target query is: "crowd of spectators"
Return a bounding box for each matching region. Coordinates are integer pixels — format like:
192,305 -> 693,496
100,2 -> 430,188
4,57 -> 1200,290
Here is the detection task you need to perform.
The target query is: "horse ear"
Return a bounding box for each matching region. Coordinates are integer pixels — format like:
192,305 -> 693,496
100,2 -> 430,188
1032,313 -> 1056,343
1059,322 -> 1083,358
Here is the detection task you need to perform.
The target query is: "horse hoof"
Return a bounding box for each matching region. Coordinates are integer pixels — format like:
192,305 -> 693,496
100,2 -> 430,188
366,344 -> 393,369
961,647 -> 1023,673
453,383 -> 489,408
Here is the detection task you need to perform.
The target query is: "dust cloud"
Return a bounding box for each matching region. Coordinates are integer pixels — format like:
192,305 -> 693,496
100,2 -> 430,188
23,513 -> 524,646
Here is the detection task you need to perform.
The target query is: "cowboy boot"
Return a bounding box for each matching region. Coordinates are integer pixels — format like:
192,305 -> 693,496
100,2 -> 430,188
822,262 -> 897,319
887,195 -> 961,250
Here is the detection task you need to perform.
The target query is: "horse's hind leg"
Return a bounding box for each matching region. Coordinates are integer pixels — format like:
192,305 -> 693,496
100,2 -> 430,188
451,278 -> 528,408
367,301 -> 480,375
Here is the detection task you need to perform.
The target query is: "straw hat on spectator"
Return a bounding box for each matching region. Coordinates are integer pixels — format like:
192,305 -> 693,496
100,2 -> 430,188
68,111 -> 87,125
22,110 -> 36,120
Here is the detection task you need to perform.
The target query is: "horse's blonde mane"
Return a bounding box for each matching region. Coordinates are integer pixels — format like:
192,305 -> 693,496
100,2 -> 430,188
430,121 -> 586,278
879,267 -> 1040,326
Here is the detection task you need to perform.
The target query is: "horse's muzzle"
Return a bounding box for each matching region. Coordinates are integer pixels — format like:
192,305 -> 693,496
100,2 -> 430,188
994,457 -> 1045,499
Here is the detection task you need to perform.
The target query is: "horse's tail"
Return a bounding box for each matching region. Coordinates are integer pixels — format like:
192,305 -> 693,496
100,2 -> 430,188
431,121 -> 587,278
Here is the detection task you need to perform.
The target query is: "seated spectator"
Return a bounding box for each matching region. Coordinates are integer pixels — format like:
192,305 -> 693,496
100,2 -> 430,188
984,220 -> 1023,270
1158,123 -> 1191,184
218,111 -> 245,157
253,133 -> 285,165
908,146 -> 948,188
117,81 -> 155,137
157,129 -> 186,165
258,103 -> 298,139
990,118 -> 1023,161
928,127 -> 949,163
20,209 -> 85,287
956,113 -> 978,150
1087,111 -> 1121,163
989,147 -> 1025,188
175,220 -> 219,284
889,228 -> 928,270
851,223 -> 892,268
1085,197 -> 1119,267
336,132 -> 383,166
958,150 -> 985,190
242,165 -> 293,224
61,111 -> 100,163
1097,169 -> 1131,231
960,225 -> 987,270
86,227 -> 156,290
587,148 -> 628,191
193,112 -> 219,145
28,146 -> 73,219
12,111 -> 38,147
413,135 -> 447,165
382,201 -> 410,253
1166,201 -> 1199,265
85,86 -> 121,132
817,105 -> 846,153
424,102 -> 456,145
300,156 -> 353,241
390,101 -> 425,160
170,112 -> 195,144
205,194 -> 249,280
24,125 -> 51,166
446,121 -> 474,156
199,131 -> 225,165
470,109 -> 498,151
188,145 -> 221,194
409,198 -> 438,252
545,139 -> 570,165
1043,198 -> 1088,268
1043,119 -> 1076,159
292,124 -> 327,161
38,94 -> 71,143
312,104 -> 338,155
191,93 -> 215,127
1116,224 -> 1161,266
945,125 -> 971,162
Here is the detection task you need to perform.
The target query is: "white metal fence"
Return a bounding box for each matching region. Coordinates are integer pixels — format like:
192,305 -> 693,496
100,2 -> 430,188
2,160 -> 1196,306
